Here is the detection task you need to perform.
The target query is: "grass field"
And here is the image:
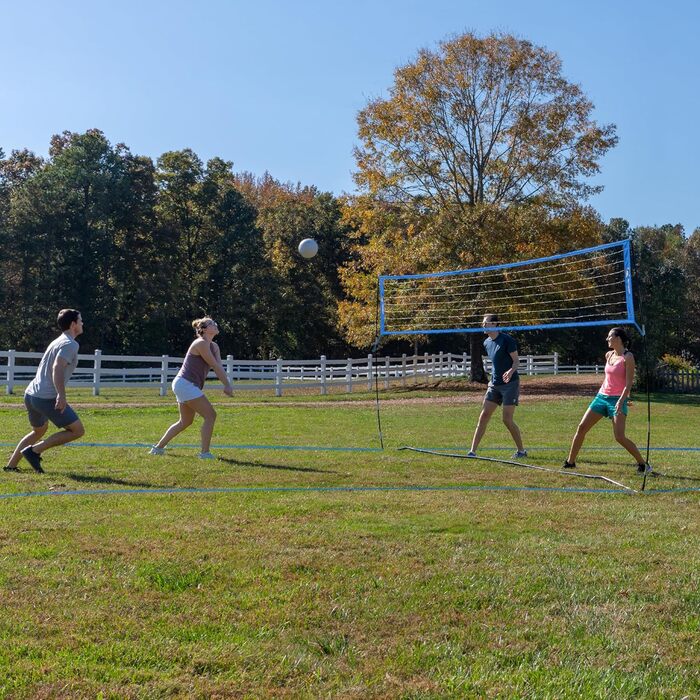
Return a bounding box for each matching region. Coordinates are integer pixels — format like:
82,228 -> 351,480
1,379 -> 699,698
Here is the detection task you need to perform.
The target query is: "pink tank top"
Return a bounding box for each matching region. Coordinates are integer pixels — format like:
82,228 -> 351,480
600,352 -> 628,396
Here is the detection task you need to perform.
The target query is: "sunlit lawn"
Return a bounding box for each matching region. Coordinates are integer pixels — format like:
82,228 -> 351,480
0,385 -> 698,698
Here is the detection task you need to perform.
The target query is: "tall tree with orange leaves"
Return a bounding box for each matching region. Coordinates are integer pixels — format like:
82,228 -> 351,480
341,32 -> 617,379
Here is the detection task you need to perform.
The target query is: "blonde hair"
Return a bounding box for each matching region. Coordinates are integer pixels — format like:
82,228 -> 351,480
192,317 -> 215,336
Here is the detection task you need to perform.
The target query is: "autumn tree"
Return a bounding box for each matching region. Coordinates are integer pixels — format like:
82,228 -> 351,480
342,32 -> 617,379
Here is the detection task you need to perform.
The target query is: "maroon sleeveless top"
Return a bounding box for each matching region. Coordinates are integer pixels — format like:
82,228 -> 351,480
177,347 -> 211,389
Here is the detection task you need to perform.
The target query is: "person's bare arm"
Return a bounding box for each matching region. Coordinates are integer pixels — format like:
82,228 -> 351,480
195,340 -> 233,394
52,357 -> 68,411
503,351 -> 519,383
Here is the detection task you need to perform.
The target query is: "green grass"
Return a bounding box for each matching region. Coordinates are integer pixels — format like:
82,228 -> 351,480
0,385 -> 699,698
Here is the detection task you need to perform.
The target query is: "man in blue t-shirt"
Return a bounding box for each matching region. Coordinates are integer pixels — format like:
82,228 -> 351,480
468,314 -> 527,459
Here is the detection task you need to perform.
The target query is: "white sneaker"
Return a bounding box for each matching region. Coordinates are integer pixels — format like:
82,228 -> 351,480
149,446 -> 165,455
198,452 -> 217,460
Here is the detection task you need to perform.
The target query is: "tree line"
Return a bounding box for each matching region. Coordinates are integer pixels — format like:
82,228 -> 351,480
0,130 -> 352,359
2,32 -> 699,369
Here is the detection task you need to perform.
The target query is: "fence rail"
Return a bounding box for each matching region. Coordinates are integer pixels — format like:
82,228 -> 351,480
654,367 -> 700,393
0,349 -> 569,396
4,349 -> 697,396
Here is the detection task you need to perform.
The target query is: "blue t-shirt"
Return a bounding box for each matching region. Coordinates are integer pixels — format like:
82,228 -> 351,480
484,332 -> 518,385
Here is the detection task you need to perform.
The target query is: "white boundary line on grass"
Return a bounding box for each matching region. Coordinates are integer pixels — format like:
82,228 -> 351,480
399,446 -> 638,493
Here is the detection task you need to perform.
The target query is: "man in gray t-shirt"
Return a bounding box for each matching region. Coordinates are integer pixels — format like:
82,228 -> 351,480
4,309 -> 86,474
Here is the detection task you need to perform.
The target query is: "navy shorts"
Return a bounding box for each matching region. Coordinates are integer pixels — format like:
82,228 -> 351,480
24,393 -> 80,428
484,380 -> 520,406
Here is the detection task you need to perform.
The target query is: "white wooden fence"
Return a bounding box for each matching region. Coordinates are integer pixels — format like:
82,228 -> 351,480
0,349 -> 602,397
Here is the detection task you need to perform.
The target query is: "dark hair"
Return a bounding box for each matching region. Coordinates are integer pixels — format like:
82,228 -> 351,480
57,309 -> 81,331
609,327 -> 630,346
483,314 -> 499,323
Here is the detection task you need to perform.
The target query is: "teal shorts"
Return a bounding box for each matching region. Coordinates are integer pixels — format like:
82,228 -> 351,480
589,393 -> 628,418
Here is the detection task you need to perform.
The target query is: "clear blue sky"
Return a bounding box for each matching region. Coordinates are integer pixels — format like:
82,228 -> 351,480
1,0 -> 698,234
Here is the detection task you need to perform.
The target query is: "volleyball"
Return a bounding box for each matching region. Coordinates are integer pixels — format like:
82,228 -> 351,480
298,238 -> 318,259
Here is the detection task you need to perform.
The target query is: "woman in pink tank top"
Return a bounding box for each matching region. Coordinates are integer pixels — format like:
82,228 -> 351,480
563,327 -> 649,474
149,317 -> 233,459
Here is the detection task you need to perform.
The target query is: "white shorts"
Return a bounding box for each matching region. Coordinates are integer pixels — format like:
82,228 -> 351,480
172,375 -> 205,403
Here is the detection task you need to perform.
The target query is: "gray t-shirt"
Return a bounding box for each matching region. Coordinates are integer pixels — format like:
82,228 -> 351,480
25,333 -> 80,399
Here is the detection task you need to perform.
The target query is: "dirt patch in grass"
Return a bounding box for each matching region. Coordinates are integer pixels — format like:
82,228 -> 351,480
0,376 -> 603,409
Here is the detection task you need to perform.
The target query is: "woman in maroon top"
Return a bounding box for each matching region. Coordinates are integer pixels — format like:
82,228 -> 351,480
150,317 -> 233,459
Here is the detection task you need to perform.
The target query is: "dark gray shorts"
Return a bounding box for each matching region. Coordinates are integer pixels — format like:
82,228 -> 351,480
484,380 -> 520,406
24,393 -> 80,428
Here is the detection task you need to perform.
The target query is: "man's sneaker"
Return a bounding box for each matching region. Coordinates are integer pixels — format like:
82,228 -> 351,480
562,460 -> 576,469
467,451 -> 477,457
512,450 -> 528,459
3,465 -> 20,472
20,446 -> 44,473
148,446 -> 165,455
198,452 -> 217,460
637,462 -> 652,474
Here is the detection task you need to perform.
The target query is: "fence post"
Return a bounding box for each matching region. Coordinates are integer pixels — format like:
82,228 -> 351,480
92,349 -> 102,396
367,354 -> 373,391
439,351 -> 444,379
414,353 -> 419,384
553,352 -> 559,375
275,358 -> 283,397
226,355 -> 234,387
401,354 -> 407,386
526,355 -> 533,376
463,352 -> 468,378
320,355 -> 327,395
160,355 -> 169,396
346,358 -> 353,393
424,353 -> 429,382
576,364 -> 580,375
6,349 -> 15,395
384,356 -> 390,390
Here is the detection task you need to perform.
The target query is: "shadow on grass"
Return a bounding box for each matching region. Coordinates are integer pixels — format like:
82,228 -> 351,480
216,456 -> 343,475
647,392 -> 700,406
67,473 -> 156,488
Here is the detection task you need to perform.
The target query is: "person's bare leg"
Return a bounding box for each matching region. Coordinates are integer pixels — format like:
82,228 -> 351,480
470,400 -> 498,453
32,420 -> 85,454
7,423 -> 48,468
155,402 -> 196,448
567,409 -> 603,464
188,396 -> 217,453
612,413 -> 645,464
502,405 -> 524,453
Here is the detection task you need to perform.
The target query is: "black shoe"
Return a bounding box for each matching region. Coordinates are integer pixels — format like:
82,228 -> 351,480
637,462 -> 651,474
3,465 -> 20,472
20,446 -> 44,473
562,461 -> 576,469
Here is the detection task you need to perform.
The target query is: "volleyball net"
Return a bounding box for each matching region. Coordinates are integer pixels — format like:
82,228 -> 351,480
378,240 -> 638,336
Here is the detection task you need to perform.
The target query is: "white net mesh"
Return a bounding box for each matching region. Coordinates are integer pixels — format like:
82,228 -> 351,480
380,241 -> 634,335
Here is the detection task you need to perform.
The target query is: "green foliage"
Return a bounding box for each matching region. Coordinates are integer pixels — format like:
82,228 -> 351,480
659,354 -> 697,372
0,132 -> 352,358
